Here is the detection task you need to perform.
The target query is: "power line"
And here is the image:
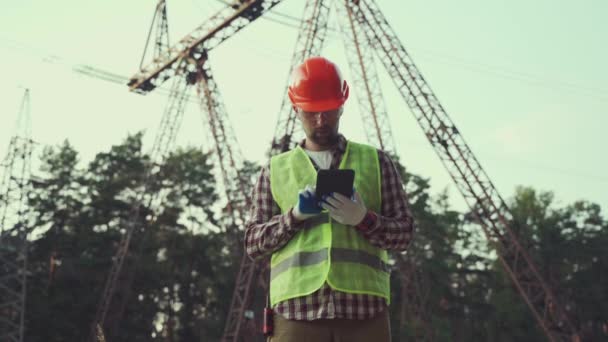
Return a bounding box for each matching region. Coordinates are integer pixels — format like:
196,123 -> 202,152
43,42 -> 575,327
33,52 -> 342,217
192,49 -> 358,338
418,49 -> 607,95
205,2 -> 608,102
415,50 -> 608,102
0,51 -> 605,192
203,3 -> 607,102
212,0 -> 340,33
3,26 -> 605,103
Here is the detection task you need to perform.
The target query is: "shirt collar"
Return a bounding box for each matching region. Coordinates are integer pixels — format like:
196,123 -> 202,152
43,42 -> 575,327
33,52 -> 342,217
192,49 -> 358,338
299,134 -> 348,154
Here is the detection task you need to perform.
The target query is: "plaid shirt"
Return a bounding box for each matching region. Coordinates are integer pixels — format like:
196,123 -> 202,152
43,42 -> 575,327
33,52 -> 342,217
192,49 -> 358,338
244,135 -> 415,320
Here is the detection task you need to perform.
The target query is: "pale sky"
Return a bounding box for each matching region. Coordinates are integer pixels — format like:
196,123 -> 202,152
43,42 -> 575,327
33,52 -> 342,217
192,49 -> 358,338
1,0 -> 607,213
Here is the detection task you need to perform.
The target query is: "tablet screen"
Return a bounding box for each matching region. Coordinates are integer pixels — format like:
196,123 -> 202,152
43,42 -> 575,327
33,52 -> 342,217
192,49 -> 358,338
315,169 -> 355,201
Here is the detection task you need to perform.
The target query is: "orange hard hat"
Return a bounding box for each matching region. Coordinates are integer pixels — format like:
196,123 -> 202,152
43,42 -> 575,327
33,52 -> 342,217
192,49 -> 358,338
288,56 -> 349,112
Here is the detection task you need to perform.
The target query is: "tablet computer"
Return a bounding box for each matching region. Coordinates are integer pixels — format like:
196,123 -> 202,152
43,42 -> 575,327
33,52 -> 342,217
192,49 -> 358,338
315,169 -> 355,201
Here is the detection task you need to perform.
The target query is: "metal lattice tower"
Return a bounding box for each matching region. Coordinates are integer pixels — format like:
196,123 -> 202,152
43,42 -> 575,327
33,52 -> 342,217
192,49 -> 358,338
344,0 -> 579,340
334,0 -> 396,153
93,0 -> 582,341
270,0 -> 332,154
223,0 -> 332,340
93,1 -> 287,339
226,0 -> 580,340
0,89 -> 34,342
334,1 -> 433,339
128,0 -> 286,94
195,56 -> 260,342
90,72 -> 193,340
140,0 -> 171,71
194,56 -> 251,234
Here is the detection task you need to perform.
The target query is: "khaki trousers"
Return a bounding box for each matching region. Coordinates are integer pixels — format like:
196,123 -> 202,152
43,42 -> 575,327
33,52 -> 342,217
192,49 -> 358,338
268,310 -> 391,342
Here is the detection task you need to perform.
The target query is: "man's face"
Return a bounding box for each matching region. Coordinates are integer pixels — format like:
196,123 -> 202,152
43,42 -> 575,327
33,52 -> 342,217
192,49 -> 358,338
296,106 -> 343,148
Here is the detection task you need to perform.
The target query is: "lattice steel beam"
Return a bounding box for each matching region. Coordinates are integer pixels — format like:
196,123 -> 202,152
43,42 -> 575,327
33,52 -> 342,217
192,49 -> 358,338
334,0 -> 396,153
334,3 -> 433,339
194,56 -> 252,234
270,0 -> 332,154
223,1 -> 332,340
139,0 -> 171,71
0,89 -> 33,342
129,0 -> 286,94
97,1 -> 287,339
91,73 -> 192,340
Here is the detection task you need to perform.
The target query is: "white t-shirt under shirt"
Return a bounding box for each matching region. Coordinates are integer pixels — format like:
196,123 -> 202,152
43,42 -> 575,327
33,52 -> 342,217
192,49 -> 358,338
304,148 -> 333,170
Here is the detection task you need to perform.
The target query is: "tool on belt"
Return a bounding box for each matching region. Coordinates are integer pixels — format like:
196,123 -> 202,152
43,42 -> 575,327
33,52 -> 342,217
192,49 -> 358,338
263,294 -> 273,337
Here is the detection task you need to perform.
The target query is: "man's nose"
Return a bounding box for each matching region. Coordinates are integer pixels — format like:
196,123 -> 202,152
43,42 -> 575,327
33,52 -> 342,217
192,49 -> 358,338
314,112 -> 327,125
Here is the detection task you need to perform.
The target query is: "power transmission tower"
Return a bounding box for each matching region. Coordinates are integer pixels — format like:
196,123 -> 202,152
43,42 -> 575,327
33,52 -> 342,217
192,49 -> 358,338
224,0 -> 581,341
0,89 -> 34,342
344,1 -> 579,340
334,0 -> 395,153
95,0 -> 581,341
91,0 -> 286,340
92,72 -> 194,340
223,1 -> 332,340
334,1 -> 434,339
90,21 -> 193,337
195,54 -> 261,342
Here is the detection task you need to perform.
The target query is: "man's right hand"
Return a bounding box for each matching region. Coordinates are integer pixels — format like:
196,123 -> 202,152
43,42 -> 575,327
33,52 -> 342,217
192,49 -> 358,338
292,185 -> 322,221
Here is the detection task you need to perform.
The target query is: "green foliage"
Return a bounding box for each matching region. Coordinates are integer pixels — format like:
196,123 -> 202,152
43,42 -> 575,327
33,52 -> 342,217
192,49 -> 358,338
19,139 -> 607,341
24,133 -> 229,341
389,158 -> 607,341
502,187 -> 608,340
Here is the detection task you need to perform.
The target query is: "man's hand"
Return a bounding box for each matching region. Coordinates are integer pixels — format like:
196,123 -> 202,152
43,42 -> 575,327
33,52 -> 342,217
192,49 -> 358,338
292,185 -> 322,221
319,191 -> 367,226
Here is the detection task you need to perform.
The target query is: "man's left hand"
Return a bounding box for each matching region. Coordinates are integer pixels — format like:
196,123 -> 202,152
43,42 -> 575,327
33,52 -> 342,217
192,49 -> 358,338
319,192 -> 367,226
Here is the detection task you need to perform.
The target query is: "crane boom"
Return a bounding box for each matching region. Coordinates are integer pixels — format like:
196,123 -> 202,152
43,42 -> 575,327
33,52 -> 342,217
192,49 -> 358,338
128,0 -> 286,94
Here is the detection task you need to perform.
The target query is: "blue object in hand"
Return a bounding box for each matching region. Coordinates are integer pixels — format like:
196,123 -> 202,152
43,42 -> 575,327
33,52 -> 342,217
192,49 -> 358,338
298,189 -> 322,214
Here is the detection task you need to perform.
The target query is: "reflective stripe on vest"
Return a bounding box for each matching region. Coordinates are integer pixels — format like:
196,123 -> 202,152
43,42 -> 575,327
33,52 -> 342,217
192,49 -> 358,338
271,248 -> 391,280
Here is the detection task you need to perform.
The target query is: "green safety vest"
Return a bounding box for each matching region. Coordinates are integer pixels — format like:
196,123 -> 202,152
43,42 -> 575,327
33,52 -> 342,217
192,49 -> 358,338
269,141 -> 390,307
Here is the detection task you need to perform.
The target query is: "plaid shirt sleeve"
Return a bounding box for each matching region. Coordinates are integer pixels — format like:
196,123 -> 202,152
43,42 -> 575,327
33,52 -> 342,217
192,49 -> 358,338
355,150 -> 415,251
244,165 -> 305,260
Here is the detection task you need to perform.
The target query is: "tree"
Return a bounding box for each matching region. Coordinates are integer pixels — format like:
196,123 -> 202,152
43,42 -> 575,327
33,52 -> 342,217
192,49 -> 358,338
19,137 -> 606,341
24,133 -> 227,341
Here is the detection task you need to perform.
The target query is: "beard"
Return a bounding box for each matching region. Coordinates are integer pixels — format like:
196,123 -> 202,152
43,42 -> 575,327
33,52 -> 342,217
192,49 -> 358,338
310,126 -> 339,147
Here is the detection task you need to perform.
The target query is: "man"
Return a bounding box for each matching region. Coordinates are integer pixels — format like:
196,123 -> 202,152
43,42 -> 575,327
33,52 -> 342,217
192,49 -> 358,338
245,56 -> 415,341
